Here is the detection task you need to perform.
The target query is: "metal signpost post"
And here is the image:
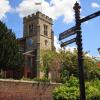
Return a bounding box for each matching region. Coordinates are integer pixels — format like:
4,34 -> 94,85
59,1 -> 100,100
73,2 -> 86,100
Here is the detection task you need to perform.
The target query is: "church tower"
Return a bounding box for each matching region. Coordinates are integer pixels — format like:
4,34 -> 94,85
19,12 -> 54,78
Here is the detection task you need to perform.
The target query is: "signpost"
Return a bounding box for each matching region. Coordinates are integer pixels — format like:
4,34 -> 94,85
59,26 -> 76,40
61,38 -> 76,47
80,11 -> 100,23
73,2 -> 86,100
59,1 -> 100,100
59,11 -> 100,41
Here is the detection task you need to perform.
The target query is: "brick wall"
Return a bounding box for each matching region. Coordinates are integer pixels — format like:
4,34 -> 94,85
0,79 -> 60,100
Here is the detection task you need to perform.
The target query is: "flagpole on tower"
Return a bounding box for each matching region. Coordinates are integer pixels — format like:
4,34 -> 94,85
35,0 -> 42,13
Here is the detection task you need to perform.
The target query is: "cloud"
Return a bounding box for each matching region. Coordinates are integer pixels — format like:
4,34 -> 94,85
0,0 -> 11,20
91,2 -> 100,8
54,35 -> 76,52
16,0 -> 80,23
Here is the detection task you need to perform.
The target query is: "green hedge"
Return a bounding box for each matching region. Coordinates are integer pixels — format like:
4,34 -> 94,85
53,76 -> 100,100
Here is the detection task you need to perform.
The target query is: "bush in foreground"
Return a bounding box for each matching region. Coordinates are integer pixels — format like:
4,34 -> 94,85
53,76 -> 100,100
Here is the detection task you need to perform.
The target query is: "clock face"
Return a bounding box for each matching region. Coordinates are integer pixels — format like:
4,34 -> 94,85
27,38 -> 33,46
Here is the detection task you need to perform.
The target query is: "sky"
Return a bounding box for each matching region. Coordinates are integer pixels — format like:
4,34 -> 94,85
0,0 -> 100,57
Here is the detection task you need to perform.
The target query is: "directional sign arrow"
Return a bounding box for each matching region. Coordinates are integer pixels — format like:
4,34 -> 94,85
61,38 -> 76,47
59,11 -> 100,41
59,26 -> 76,41
80,11 -> 100,23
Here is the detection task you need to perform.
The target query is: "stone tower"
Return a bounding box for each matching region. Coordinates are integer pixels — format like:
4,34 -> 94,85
19,11 -> 54,78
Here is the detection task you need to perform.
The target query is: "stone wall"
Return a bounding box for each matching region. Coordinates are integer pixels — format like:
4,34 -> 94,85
0,79 -> 60,100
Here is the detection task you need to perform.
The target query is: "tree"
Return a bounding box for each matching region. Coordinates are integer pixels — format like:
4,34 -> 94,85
41,50 -> 61,82
41,49 -> 100,82
83,55 -> 100,80
59,49 -> 78,82
41,50 -> 58,77
0,21 -> 24,78
58,49 -> 100,81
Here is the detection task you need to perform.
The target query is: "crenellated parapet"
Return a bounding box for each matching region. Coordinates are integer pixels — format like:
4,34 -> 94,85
23,11 -> 53,24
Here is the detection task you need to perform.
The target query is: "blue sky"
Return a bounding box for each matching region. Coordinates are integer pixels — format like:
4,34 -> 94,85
0,0 -> 100,56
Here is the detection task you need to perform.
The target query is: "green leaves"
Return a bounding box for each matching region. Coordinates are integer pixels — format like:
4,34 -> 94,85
86,80 -> 100,100
41,49 -> 100,82
53,76 -> 80,100
0,21 -> 24,70
41,50 -> 58,78
53,77 -> 100,100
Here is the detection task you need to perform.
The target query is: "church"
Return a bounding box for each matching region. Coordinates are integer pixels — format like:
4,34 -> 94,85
17,11 -> 55,78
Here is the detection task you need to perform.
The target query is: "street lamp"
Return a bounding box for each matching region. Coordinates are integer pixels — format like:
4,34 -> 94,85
98,48 -> 100,54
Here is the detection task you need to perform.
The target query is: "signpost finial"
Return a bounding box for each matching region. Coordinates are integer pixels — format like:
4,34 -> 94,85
73,1 -> 81,10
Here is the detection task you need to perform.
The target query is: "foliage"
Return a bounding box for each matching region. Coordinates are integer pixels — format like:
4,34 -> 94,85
53,76 -> 100,100
33,77 -> 50,83
0,21 -> 24,73
59,49 -> 78,83
84,55 -> 100,80
21,77 -> 50,83
53,76 -> 80,100
41,50 -> 58,78
41,49 -> 100,81
60,49 -> 100,81
86,80 -> 100,100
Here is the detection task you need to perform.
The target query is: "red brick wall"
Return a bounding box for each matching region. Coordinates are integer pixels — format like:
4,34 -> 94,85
0,79 -> 60,100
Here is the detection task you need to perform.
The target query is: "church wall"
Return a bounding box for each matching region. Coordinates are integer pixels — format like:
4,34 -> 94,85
0,79 -> 60,100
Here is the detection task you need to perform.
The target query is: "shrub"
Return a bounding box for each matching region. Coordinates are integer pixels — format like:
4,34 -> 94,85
53,76 -> 80,100
53,76 -> 100,100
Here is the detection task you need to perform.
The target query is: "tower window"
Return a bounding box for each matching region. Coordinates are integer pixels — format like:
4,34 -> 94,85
45,40 -> 48,46
29,24 -> 33,35
44,25 -> 48,36
29,24 -> 37,35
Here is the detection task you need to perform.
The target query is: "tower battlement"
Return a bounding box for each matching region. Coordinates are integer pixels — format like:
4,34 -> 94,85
23,11 -> 53,24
